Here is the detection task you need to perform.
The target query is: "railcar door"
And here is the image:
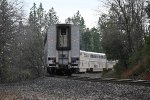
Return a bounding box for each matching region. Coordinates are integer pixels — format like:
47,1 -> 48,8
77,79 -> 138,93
56,25 -> 71,67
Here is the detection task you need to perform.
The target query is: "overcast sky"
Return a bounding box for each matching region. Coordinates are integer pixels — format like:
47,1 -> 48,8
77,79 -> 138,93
22,0 -> 106,28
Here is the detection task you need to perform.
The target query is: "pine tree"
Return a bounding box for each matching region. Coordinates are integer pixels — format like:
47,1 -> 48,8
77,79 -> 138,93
90,27 -> 103,53
29,3 -> 39,36
0,0 -> 16,82
37,3 -> 45,35
82,28 -> 92,51
27,3 -> 44,76
65,11 -> 86,50
46,7 -> 59,26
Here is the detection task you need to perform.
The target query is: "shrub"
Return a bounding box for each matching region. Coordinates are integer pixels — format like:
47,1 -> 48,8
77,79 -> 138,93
113,61 -> 126,75
2,68 -> 32,83
145,36 -> 150,45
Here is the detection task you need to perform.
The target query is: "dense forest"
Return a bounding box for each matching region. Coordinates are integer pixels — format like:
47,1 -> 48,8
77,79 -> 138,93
99,0 -> 150,79
0,0 -> 150,83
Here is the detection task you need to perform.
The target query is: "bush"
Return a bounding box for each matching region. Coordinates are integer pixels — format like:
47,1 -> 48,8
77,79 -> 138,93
113,61 -> 126,74
128,49 -> 142,66
2,68 -> 33,83
127,36 -> 150,78
145,36 -> 150,45
102,69 -> 119,78
19,70 -> 32,81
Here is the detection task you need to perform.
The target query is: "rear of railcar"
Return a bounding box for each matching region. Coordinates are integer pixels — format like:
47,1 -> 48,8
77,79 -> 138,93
44,24 -> 80,75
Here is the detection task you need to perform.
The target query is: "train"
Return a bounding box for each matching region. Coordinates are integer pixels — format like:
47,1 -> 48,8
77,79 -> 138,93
79,50 -> 116,73
44,24 -> 80,76
44,24 -> 116,76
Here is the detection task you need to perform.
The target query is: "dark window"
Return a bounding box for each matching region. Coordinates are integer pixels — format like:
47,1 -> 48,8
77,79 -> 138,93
56,24 -> 71,50
61,27 -> 67,35
90,54 -> 97,58
59,54 -> 67,58
94,65 -> 98,68
84,53 -> 88,57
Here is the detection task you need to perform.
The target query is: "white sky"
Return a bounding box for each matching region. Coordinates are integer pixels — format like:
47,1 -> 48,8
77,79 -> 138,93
22,0 -> 106,28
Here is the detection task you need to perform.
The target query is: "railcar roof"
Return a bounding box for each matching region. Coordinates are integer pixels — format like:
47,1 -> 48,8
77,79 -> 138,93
49,24 -> 79,27
80,50 -> 105,56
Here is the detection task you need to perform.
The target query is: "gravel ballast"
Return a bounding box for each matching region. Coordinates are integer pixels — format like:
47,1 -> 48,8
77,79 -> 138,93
0,77 -> 150,100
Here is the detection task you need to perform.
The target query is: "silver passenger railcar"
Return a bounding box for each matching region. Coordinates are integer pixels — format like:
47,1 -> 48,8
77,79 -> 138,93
44,24 -> 80,76
79,50 -> 116,73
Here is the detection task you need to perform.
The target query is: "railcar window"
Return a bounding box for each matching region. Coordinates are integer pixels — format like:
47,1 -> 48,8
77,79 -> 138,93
90,55 -> 92,58
99,55 -> 106,59
94,65 -> 98,68
61,27 -> 67,35
56,25 -> 71,50
84,53 -> 88,57
90,54 -> 98,58
59,28 -> 68,47
103,56 -> 106,59
99,56 -> 101,58
96,55 -> 98,58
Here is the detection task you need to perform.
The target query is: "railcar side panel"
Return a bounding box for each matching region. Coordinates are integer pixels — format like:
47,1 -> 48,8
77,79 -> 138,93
47,25 -> 57,67
71,26 -> 80,68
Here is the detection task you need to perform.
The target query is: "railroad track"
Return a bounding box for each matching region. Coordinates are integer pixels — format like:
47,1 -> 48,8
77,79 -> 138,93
48,75 -> 150,87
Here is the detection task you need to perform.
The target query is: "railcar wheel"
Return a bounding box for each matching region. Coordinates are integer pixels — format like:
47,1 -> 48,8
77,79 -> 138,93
56,69 -> 64,75
47,67 -> 56,75
66,69 -> 72,76
47,67 -> 51,74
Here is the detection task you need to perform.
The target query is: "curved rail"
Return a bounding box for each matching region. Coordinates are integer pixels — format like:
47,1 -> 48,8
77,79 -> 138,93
48,75 -> 150,87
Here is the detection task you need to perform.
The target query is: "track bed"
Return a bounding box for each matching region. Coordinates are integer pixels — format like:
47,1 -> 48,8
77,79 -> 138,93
0,76 -> 150,100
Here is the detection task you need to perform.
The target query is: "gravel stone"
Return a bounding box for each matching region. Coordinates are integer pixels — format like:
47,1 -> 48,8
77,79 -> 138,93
0,76 -> 149,100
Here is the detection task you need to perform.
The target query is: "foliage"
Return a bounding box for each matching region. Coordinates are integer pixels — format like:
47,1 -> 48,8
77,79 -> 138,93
128,41 -> 149,67
90,27 -> 103,52
27,3 -> 44,77
145,35 -> 150,46
115,35 -> 150,79
82,28 -> 92,51
98,0 -> 146,70
65,11 -> 86,50
0,0 -> 23,83
65,11 -> 86,31
98,13 -> 128,62
66,11 -> 103,53
102,69 -> 120,78
24,3 -> 60,77
126,1 -> 150,77
113,60 -> 127,76
0,1 -> 60,83
45,7 -> 59,26
2,68 -> 33,83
